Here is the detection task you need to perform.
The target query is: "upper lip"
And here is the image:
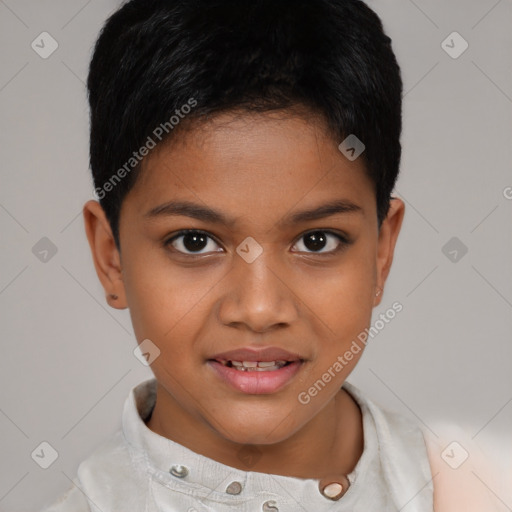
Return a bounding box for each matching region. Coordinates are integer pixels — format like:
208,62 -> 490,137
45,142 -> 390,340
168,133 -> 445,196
209,346 -> 304,363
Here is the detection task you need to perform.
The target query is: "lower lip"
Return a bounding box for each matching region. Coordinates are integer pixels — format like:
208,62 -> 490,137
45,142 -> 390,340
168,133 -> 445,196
207,360 -> 303,394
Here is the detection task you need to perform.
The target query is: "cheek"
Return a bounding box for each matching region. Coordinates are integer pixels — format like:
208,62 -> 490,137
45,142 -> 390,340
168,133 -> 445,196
122,247 -> 222,341
299,248 -> 375,390
303,256 -> 375,339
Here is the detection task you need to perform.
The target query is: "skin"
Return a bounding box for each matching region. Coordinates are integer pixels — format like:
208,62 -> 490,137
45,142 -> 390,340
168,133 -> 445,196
83,110 -> 404,480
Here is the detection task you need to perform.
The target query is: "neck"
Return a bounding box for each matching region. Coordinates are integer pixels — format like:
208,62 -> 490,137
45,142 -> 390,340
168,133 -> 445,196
145,385 -> 364,480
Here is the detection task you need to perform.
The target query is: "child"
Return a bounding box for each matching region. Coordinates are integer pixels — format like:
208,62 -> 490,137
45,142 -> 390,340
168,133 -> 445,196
42,0 -> 503,510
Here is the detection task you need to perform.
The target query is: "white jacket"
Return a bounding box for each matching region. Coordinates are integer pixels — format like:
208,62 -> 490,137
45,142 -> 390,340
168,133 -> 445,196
41,378 -> 507,511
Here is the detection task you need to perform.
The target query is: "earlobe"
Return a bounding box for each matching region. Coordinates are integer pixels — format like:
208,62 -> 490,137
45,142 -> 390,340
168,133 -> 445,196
373,286 -> 382,306
374,197 -> 405,302
83,200 -> 128,309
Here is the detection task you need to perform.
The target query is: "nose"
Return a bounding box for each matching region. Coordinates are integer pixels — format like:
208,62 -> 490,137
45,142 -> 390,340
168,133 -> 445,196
217,248 -> 299,334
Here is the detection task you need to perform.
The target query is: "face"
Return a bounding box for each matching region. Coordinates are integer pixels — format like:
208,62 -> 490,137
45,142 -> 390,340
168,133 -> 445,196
84,110 -> 404,446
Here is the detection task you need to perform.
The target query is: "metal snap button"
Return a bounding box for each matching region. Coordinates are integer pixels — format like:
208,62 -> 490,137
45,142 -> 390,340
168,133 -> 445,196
169,464 -> 189,478
322,482 -> 343,499
262,500 -> 279,511
226,481 -> 243,495
318,474 -> 350,501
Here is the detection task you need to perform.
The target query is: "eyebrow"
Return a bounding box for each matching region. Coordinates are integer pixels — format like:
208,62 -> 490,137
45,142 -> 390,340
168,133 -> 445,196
143,198 -> 363,227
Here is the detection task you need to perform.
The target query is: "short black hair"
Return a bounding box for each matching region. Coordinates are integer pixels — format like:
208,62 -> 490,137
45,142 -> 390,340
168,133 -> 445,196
87,0 -> 403,251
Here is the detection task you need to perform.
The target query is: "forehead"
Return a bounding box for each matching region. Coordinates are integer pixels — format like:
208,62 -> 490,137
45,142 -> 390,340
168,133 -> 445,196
124,111 -> 375,226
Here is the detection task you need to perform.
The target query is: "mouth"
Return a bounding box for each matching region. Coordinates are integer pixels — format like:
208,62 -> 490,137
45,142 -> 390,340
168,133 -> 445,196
206,347 -> 305,394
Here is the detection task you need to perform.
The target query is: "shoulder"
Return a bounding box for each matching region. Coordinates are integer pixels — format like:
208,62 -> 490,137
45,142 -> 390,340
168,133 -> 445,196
343,382 -> 434,510
345,384 -> 511,512
423,422 -> 512,512
41,478 -> 90,512
41,429 -> 144,511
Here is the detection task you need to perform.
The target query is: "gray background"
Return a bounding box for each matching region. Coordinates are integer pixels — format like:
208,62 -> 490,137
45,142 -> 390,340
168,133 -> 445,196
0,0 -> 511,510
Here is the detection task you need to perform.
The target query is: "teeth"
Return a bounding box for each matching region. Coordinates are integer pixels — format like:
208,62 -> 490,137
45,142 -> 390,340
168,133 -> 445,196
220,360 -> 290,371
256,361 -> 276,368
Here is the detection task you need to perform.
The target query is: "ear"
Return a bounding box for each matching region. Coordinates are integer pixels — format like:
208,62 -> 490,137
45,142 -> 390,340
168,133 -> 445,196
374,197 -> 405,306
83,200 -> 128,309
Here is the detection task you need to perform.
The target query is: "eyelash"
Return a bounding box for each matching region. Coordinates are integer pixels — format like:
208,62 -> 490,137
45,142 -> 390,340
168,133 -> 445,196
163,229 -> 351,257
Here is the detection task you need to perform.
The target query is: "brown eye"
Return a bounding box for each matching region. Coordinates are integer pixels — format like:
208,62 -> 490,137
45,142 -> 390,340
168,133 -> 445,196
166,230 -> 223,255
292,230 -> 349,254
